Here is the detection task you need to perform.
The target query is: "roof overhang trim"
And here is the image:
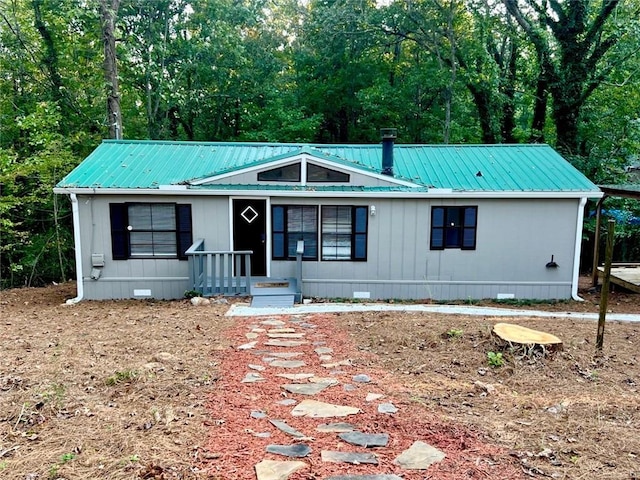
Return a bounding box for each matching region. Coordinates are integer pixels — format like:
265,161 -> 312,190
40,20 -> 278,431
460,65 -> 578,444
53,187 -> 603,200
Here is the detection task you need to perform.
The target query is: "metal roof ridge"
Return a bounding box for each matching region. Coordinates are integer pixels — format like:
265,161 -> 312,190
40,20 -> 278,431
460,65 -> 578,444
99,139 -> 554,149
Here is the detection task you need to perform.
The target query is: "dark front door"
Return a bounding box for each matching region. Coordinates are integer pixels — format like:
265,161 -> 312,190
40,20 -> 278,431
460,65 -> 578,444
233,199 -> 267,276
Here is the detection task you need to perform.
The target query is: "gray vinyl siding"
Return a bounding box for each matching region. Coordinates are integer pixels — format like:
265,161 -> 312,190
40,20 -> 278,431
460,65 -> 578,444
76,194 -> 230,300
270,197 -> 579,301
76,193 -> 580,301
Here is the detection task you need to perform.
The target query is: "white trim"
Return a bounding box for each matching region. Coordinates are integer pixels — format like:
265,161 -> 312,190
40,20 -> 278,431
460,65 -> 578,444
188,152 -> 421,188
66,194 -> 84,304
571,197 -> 588,301
300,159 -> 308,187
85,276 -> 189,282
54,187 -> 604,200
301,278 -> 572,286
228,197 -> 234,253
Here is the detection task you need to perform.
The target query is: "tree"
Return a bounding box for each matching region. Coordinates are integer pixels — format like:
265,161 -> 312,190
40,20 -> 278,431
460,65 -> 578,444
504,0 -> 640,154
100,0 -> 122,139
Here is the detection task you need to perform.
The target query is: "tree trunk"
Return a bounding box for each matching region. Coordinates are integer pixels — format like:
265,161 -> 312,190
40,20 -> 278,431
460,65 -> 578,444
100,0 -> 122,139
32,0 -> 64,104
468,85 -> 498,144
551,98 -> 580,154
529,72 -> 548,143
501,38 -> 518,144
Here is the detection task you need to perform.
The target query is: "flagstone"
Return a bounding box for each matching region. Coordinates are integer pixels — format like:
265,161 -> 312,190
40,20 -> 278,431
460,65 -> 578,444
282,383 -> 333,395
298,322 -> 317,329
393,440 -> 445,469
267,352 -> 304,358
265,340 -> 308,347
291,400 -> 360,418
249,364 -> 266,371
339,432 -> 389,448
309,377 -> 339,386
262,357 -> 277,363
315,422 -> 356,433
242,372 -> 266,383
270,360 -> 306,368
254,459 -> 307,480
321,450 -> 378,465
321,359 -> 352,368
353,374 -> 372,383
268,328 -> 297,334
365,393 -> 384,402
267,333 -> 306,339
251,410 -> 267,419
343,384 -> 357,392
269,419 -> 308,438
276,373 -> 315,380
261,319 -> 287,326
237,341 -> 258,350
266,444 -> 312,458
378,403 -> 398,414
314,347 -> 333,355
252,328 -> 267,333
318,355 -> 333,362
277,399 -> 298,406
245,332 -> 259,339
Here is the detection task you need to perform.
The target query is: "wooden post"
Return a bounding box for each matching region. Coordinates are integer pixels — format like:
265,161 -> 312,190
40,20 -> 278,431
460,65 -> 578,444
596,219 -> 615,351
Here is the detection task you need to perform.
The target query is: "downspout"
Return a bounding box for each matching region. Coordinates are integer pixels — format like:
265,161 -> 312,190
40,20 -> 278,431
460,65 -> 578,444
66,193 -> 84,304
571,197 -> 588,301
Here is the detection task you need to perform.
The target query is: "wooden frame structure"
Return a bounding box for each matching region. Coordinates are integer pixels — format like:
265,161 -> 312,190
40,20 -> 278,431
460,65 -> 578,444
591,185 -> 640,292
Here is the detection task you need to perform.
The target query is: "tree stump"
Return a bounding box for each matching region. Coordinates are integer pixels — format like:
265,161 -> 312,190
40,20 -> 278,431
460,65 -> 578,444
492,323 -> 563,359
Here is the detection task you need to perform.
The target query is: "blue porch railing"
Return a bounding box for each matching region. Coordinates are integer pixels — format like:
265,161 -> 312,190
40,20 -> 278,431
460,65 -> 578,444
185,239 -> 252,296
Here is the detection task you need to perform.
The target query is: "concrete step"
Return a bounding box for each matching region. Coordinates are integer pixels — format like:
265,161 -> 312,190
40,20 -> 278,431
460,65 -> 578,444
251,294 -> 295,308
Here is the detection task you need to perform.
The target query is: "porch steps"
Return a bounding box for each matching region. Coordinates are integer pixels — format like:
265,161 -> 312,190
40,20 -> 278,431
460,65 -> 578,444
250,278 -> 297,308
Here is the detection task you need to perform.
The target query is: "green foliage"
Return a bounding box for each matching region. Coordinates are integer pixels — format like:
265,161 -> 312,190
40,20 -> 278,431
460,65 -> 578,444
0,0 -> 639,286
0,102 -> 81,288
487,351 -> 504,368
446,328 -> 464,339
105,369 -> 138,386
59,452 -> 75,464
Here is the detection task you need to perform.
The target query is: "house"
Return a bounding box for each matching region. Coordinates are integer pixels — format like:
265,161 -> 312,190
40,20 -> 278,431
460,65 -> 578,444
54,133 -> 602,303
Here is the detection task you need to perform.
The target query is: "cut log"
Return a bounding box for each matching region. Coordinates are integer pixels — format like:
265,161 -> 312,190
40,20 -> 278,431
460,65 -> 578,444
492,323 -> 563,353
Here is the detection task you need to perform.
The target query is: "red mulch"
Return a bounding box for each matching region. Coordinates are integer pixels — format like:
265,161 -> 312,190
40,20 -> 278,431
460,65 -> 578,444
202,313 -> 526,479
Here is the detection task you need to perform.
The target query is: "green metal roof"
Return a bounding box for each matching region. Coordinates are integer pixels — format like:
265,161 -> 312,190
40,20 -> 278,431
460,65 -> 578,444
56,139 -> 600,193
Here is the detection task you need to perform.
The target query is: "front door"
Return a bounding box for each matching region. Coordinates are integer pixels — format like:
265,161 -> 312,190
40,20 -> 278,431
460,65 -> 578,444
233,199 -> 267,276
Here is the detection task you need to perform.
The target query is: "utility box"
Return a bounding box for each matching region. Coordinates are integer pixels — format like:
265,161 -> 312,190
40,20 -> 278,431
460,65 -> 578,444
91,253 -> 105,267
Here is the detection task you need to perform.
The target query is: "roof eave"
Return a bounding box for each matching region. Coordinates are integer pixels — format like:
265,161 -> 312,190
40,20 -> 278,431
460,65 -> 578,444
53,186 -> 603,199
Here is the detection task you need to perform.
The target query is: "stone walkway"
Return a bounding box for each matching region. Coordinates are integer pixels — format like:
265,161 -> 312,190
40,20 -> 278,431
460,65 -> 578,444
203,313 -> 519,480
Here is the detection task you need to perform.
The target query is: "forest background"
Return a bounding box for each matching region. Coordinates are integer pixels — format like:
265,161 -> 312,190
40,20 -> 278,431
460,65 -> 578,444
1,0 -> 640,289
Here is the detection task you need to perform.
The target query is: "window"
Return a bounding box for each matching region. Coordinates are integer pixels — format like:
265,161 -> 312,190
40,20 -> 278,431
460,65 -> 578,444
321,206 -> 368,261
430,206 -> 477,250
272,205 -> 318,260
307,164 -> 350,183
110,203 -> 192,260
258,164 -> 301,182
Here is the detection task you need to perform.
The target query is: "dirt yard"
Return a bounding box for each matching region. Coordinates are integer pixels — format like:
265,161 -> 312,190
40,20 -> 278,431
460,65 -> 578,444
1,280 -> 638,479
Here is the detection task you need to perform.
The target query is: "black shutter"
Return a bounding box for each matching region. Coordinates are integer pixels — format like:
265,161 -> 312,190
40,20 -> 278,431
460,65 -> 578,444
110,203 -> 129,260
176,204 -> 192,260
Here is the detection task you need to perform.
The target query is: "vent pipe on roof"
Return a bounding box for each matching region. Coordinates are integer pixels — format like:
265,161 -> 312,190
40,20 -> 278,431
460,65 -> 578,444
381,128 -> 397,176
